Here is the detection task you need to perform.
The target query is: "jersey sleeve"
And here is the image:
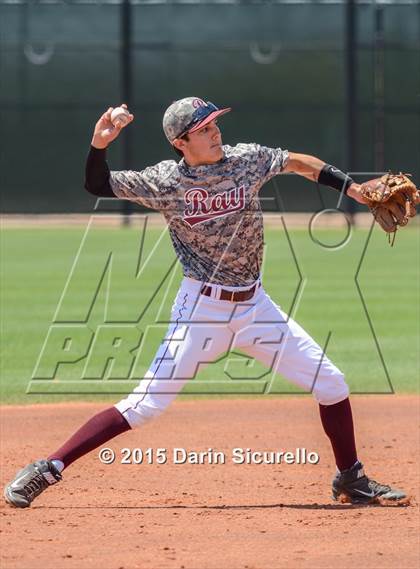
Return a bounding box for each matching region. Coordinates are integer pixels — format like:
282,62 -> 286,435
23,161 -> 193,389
234,143 -> 289,186
253,144 -> 289,184
109,161 -> 175,211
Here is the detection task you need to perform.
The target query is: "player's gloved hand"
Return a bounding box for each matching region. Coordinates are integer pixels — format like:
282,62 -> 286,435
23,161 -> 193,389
359,173 -> 420,245
91,104 -> 134,149
346,183 -> 370,205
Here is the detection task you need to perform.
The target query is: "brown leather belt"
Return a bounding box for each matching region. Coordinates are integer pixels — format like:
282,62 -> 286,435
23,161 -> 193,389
200,282 -> 260,302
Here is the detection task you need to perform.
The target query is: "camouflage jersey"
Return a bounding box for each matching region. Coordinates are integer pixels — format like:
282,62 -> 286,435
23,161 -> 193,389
110,143 -> 289,286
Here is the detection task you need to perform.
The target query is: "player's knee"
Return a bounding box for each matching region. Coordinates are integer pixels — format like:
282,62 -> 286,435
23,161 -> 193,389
312,372 -> 350,406
114,398 -> 167,429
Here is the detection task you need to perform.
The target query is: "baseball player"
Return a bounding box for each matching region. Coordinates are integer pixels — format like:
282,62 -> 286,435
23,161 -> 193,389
4,97 -> 407,508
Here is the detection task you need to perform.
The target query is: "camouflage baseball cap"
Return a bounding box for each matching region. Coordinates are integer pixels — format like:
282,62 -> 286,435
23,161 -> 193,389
163,97 -> 231,143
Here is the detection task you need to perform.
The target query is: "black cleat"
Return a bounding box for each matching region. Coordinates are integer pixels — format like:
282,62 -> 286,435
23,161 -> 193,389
4,460 -> 62,508
332,461 -> 407,505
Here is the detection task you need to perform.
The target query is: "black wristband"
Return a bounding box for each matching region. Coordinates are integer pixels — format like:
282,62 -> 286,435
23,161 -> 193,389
318,165 -> 354,195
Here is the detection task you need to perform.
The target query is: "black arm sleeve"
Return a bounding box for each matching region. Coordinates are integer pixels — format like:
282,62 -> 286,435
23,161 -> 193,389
84,146 -> 115,197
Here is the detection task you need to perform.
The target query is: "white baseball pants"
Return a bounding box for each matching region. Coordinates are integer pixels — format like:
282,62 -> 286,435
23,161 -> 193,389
115,277 -> 349,427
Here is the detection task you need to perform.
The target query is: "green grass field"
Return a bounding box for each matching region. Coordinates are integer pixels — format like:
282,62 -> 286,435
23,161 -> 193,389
1,221 -> 419,404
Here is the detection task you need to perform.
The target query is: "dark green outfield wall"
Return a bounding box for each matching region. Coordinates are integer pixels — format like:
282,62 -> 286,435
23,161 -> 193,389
1,2 -> 419,213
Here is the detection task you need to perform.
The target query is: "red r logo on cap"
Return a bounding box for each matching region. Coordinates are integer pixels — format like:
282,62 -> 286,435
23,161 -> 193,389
192,99 -> 205,108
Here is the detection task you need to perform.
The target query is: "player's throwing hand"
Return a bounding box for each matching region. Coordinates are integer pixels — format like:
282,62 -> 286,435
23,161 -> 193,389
91,104 -> 134,149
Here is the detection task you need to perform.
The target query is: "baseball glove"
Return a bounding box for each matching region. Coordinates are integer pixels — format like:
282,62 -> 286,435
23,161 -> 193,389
360,173 -> 420,245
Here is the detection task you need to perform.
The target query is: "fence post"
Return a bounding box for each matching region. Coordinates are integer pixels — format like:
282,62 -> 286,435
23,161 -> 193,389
345,0 -> 357,221
121,0 -> 133,226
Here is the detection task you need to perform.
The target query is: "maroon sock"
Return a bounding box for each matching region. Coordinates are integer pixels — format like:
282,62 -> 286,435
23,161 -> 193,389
48,406 -> 131,470
319,397 -> 358,471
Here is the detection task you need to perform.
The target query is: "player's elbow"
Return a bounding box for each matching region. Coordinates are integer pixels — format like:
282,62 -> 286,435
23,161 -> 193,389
284,155 -> 301,174
284,152 -> 322,181
284,152 -> 308,174
85,178 -> 115,197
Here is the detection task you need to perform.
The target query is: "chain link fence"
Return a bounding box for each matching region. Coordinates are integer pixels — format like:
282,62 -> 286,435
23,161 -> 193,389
1,0 -> 419,213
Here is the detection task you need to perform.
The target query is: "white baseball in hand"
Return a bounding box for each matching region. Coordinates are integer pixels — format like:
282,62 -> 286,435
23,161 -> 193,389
111,107 -> 130,127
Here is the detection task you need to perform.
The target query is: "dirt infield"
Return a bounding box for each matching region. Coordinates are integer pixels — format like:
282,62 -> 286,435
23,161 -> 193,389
1,396 -> 419,569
